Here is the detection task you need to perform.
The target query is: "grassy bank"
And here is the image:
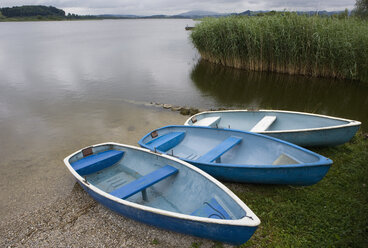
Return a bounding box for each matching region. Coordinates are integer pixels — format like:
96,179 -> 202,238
191,14 -> 368,82
225,132 -> 368,247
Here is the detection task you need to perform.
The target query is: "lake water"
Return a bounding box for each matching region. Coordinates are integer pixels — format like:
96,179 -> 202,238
0,19 -> 367,219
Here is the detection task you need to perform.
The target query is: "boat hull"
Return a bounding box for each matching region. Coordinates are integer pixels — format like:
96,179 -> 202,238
79,182 -> 257,245
65,143 -> 260,245
184,110 -> 361,147
189,162 -> 330,185
139,126 -> 333,185
264,124 -> 360,147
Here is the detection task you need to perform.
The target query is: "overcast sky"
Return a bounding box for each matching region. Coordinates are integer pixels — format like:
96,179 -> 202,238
0,0 -> 357,15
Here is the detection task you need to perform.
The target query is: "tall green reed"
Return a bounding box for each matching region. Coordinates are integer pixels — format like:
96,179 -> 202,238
190,14 -> 368,82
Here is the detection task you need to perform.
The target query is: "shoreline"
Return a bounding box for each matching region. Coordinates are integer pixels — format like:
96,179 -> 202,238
0,17 -> 194,22
0,18 -> 102,22
0,106 -> 232,247
1,182 -> 229,248
1,104 -> 367,247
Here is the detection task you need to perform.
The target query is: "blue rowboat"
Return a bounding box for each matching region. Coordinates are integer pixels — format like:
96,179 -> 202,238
138,126 -> 333,185
64,142 -> 260,245
184,110 -> 361,147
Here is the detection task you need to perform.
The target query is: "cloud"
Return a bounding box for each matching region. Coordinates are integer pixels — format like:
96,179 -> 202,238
0,0 -> 356,15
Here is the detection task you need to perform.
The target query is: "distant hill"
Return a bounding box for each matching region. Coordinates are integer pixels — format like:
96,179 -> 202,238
100,10 -> 226,19
0,5 -> 349,21
0,5 -> 101,20
174,10 -> 224,18
154,9 -> 347,18
238,9 -> 346,16
97,14 -> 142,19
0,5 -> 65,17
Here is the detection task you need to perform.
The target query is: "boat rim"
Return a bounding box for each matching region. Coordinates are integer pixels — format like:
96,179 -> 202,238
138,125 -> 333,168
64,142 -> 260,227
183,109 -> 361,133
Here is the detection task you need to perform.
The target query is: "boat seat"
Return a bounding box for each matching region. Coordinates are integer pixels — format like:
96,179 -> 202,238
196,136 -> 242,163
193,116 -> 221,128
110,165 -> 178,200
146,132 -> 185,152
250,116 -> 277,132
191,198 -> 231,219
71,150 -> 125,176
272,153 -> 300,165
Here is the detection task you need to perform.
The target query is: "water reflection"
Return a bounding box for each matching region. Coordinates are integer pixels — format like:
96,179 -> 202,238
0,19 -> 197,218
0,19 -> 367,220
191,60 -> 368,130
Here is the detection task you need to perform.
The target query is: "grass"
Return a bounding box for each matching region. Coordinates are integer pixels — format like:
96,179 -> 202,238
190,14 -> 368,82
226,132 -> 368,247
151,238 -> 159,245
191,241 -> 203,248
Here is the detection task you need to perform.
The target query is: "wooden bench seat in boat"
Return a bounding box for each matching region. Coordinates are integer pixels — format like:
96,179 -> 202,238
196,136 -> 242,163
71,150 -> 125,176
146,132 -> 185,152
110,165 -> 178,200
250,116 -> 277,132
193,116 -> 221,128
191,198 -> 231,219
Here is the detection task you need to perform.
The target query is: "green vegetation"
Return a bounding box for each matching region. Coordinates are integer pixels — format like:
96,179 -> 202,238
0,5 -> 65,17
0,5 -> 101,22
191,242 -> 202,248
151,238 -> 159,245
227,132 -> 368,247
354,0 -> 368,18
190,14 -> 368,82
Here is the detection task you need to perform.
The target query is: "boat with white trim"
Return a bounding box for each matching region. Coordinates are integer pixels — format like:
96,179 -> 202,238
139,126 -> 333,185
184,110 -> 361,146
64,142 -> 260,245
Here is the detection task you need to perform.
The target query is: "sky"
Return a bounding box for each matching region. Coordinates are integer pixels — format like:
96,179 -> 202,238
0,0 -> 357,16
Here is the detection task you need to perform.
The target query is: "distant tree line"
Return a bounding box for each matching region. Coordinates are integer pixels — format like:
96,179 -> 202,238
0,5 -> 65,17
0,5 -> 103,20
1,3 -> 367,21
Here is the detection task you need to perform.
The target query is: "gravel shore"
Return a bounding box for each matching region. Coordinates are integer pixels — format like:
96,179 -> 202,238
0,105 -> 237,247
1,182 -> 235,248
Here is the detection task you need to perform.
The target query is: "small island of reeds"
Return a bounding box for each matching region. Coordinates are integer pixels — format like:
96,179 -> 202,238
190,13 -> 368,82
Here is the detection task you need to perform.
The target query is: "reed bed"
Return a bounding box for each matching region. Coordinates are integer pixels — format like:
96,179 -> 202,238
190,14 -> 368,82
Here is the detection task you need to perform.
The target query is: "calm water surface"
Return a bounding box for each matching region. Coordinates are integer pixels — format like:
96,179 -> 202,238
191,60 -> 368,128
0,19 -> 367,219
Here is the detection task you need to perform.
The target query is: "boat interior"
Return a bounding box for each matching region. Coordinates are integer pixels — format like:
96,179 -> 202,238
67,144 -> 248,220
190,111 -> 351,132
141,126 -> 321,166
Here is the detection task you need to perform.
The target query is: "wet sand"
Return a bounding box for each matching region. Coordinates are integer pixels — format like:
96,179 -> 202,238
0,104 -> 234,247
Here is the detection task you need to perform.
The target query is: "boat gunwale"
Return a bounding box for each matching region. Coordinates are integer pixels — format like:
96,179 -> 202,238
63,142 -> 260,227
184,109 -> 361,134
138,125 -> 333,169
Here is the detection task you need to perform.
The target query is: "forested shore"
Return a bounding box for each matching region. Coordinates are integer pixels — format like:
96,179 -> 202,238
0,5 -> 100,21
